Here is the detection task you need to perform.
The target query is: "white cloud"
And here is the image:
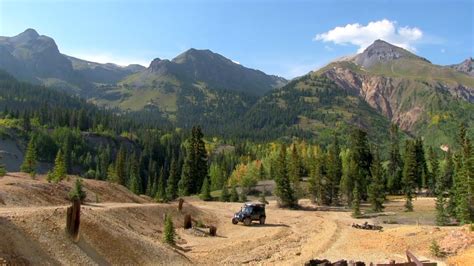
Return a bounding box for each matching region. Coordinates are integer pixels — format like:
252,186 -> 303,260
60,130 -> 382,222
68,52 -> 150,67
314,19 -> 423,53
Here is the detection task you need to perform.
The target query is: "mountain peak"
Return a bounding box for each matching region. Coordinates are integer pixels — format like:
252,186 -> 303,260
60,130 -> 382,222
353,39 -> 430,68
9,28 -> 40,44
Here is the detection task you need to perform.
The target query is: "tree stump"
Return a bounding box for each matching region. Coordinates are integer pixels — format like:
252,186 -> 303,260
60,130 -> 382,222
209,225 -> 217,236
178,198 -> 184,211
184,214 -> 192,229
66,199 -> 81,242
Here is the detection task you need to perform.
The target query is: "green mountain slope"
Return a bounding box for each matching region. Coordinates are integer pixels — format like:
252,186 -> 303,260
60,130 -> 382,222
317,40 -> 474,147
238,75 -> 392,145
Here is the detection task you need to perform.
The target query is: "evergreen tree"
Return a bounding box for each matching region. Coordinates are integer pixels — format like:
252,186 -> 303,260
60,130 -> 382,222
155,168 -> 167,202
21,138 -> 37,175
368,150 -> 385,212
129,154 -> 141,195
427,147 -> 439,196
274,145 -> 297,208
52,149 -> 67,182
115,144 -> 127,186
453,153 -> 470,224
352,183 -> 361,217
340,149 -> 355,206
0,155 -> 6,177
162,214 -> 175,245
435,161 -> 448,226
178,126 -> 209,195
387,124 -> 403,194
166,157 -> 179,200
351,128 -> 372,201
230,185 -> 239,202
402,140 -> 417,212
288,144 -> 302,196
68,178 -> 87,203
259,163 -> 266,180
107,163 -> 118,183
220,184 -> 230,202
327,133 -> 342,205
414,137 -> 428,188
199,176 -> 212,201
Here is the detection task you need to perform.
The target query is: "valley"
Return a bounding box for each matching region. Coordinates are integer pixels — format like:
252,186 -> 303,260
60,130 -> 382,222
1,173 -> 472,265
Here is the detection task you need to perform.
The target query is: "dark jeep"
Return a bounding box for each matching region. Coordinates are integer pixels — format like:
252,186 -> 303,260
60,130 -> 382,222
232,203 -> 266,226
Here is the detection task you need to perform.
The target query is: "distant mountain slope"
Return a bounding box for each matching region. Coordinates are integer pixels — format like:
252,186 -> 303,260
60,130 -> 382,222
317,40 -> 474,146
238,75 -> 392,144
122,48 -> 286,96
0,29 -> 144,95
449,57 -> 474,76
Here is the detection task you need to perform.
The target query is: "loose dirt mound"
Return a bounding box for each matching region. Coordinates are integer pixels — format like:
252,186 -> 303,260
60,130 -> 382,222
0,172 -> 148,207
439,226 -> 473,255
0,173 -> 214,265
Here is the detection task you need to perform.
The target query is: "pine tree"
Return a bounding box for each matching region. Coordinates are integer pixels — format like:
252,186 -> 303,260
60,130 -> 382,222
52,149 -> 67,182
453,153 -> 470,224
352,183 -> 361,217
199,177 -> 212,201
387,124 -> 403,194
351,128 -> 372,201
162,214 -> 175,245
414,137 -> 428,189
115,144 -> 127,186
340,149 -> 355,206
402,140 -> 417,212
178,147 -> 193,196
129,155 -> 141,195
155,168 -> 167,202
274,145 -> 297,208
327,133 -> 342,205
166,158 -> 179,200
107,163 -> 118,183
220,184 -> 230,202
427,147 -> 439,196
21,138 -> 37,175
230,185 -> 239,202
194,126 -> 209,193
68,178 -> 87,203
0,154 -> 6,177
435,165 -> 448,226
368,150 -> 385,212
288,144 -> 302,196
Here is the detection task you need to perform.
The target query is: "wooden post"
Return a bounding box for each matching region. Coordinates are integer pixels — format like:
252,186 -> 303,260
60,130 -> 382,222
209,225 -> 217,236
184,214 -> 192,229
178,198 -> 184,211
66,199 -> 81,242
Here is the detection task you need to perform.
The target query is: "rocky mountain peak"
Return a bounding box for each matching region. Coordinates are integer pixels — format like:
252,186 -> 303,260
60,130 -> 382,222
353,39 -> 429,68
449,57 -> 474,76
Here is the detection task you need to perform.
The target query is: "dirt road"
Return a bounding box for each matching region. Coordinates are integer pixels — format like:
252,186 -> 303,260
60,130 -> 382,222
181,199 -> 450,265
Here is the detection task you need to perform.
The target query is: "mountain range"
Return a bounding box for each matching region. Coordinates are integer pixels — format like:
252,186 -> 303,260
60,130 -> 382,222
0,29 -> 473,146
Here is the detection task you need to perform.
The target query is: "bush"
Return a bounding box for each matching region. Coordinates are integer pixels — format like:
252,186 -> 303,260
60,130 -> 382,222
69,178 -> 87,203
230,185 -> 239,202
430,240 -> 446,258
163,214 -> 175,245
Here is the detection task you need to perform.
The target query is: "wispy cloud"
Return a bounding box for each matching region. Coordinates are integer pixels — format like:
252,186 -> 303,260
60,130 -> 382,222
314,19 -> 423,53
67,52 -> 151,67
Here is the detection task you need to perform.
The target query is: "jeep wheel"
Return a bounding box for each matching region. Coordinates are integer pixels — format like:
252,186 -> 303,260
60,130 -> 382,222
232,218 -> 238,225
243,217 -> 252,226
259,216 -> 266,225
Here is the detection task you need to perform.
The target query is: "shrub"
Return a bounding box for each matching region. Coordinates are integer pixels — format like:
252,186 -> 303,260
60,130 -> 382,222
69,178 -> 87,203
430,240 -> 446,258
163,214 -> 175,245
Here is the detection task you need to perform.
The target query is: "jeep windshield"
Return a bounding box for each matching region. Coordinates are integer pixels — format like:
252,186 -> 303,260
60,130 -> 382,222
242,206 -> 253,214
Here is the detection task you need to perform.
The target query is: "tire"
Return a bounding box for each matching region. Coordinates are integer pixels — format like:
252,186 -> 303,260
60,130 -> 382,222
243,217 -> 252,226
232,218 -> 238,225
259,216 -> 266,225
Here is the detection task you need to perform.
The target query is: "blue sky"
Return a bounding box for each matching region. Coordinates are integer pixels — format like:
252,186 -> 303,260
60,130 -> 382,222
0,0 -> 472,78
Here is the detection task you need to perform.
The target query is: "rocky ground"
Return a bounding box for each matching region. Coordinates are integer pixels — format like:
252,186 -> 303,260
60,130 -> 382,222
0,173 -> 472,265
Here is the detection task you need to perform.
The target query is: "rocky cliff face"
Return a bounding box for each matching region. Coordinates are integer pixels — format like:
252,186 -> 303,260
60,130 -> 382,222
449,57 -> 474,76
